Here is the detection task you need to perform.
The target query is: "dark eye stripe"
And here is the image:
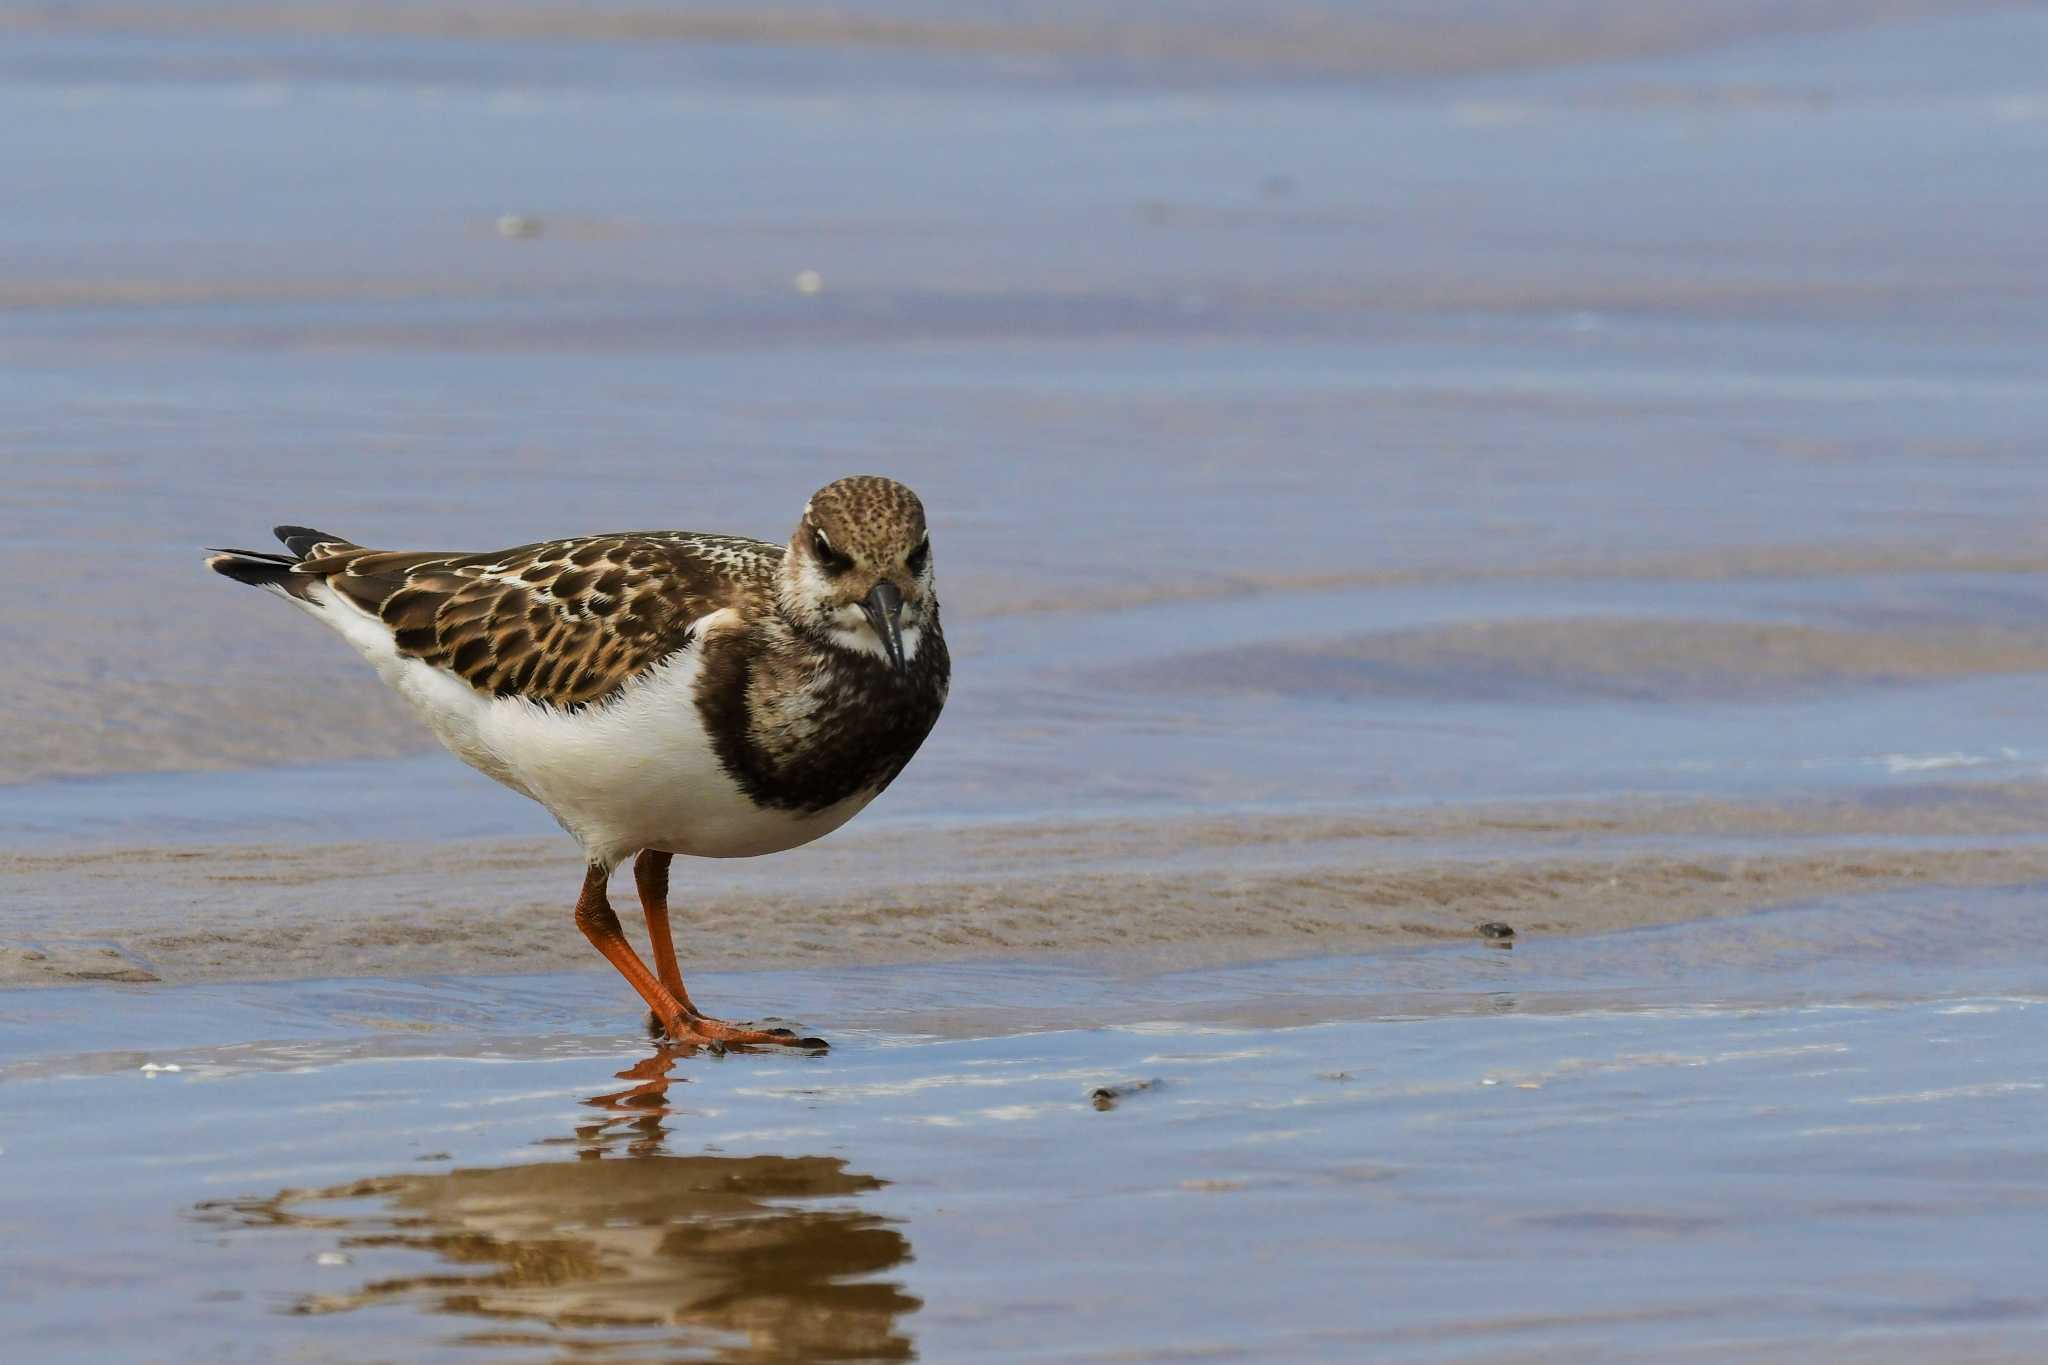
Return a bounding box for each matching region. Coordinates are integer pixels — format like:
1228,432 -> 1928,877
906,540 -> 930,574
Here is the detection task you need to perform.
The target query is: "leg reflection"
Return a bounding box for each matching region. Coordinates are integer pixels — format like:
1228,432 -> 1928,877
574,1045 -> 694,1159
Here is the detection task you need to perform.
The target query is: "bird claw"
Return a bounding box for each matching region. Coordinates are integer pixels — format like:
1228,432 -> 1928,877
654,1014 -> 828,1051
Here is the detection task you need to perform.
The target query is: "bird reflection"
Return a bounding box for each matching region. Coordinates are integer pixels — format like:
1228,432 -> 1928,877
197,1046 -> 918,1361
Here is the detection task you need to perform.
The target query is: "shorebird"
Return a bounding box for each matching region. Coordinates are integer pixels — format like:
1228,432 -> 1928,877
206,475 -> 949,1050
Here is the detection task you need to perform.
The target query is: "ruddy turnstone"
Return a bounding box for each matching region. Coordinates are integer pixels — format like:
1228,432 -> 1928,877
206,475 -> 948,1050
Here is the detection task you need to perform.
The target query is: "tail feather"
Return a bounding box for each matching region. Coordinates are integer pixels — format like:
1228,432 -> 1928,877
206,547 -> 315,598
207,524 -> 359,598
207,546 -> 294,565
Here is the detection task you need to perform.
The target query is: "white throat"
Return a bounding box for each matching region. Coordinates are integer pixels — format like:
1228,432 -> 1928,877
826,612 -> 925,665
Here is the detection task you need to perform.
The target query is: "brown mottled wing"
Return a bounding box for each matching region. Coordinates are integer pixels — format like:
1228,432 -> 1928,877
298,532 -> 782,710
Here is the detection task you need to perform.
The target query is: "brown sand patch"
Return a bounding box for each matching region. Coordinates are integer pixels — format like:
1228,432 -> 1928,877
6,788 -> 2048,984
1106,618 -> 2048,702
4,2 -> 2025,81
956,540 -> 2048,621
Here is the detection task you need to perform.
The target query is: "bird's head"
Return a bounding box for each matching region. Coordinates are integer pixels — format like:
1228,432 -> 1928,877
777,475 -> 936,673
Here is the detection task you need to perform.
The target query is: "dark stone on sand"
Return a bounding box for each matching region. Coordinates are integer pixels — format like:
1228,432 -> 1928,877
1478,922 -> 1516,939
1091,1077 -> 1164,1111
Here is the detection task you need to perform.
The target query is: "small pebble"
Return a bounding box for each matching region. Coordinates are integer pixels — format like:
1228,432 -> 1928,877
1090,1077 -> 1164,1111
313,1252 -> 352,1268
793,269 -> 824,295
1477,922 -> 1516,939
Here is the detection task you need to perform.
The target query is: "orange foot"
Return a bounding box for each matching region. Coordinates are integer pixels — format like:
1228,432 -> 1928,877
650,1011 -> 827,1050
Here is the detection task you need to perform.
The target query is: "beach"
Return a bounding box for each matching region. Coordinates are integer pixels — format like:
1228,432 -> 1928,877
4,2 -> 2048,1358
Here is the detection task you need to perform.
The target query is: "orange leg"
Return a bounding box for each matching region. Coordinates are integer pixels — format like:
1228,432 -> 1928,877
576,864 -> 691,1031
633,849 -> 699,1013
606,856 -> 827,1050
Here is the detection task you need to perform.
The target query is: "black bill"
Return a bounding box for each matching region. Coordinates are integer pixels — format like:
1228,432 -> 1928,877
861,581 -> 908,672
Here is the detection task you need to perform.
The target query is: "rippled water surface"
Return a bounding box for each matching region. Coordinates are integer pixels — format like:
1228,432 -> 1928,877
7,899 -> 2048,1362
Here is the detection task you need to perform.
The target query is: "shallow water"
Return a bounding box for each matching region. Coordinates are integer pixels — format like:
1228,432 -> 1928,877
6,892 -> 2048,1362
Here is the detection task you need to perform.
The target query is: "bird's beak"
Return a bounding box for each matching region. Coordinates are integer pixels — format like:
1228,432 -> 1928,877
861,581 -> 908,673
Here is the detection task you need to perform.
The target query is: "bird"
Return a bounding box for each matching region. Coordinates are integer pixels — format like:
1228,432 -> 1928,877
205,475 -> 949,1051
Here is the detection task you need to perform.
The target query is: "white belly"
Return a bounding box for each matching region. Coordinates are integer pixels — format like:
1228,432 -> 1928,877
477,656 -> 879,867
303,584 -> 875,868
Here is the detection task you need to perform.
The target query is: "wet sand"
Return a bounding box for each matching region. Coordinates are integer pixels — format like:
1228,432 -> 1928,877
5,1 -> 2029,84
8,786 -> 2048,987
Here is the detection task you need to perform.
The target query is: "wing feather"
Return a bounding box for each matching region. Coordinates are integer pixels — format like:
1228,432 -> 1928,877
295,532 -> 782,709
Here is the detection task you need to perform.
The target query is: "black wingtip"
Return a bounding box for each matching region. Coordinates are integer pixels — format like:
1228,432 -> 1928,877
274,524 -> 350,558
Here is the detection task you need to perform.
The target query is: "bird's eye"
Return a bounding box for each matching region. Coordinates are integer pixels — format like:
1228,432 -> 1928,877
905,537 -> 930,576
811,527 -> 852,575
